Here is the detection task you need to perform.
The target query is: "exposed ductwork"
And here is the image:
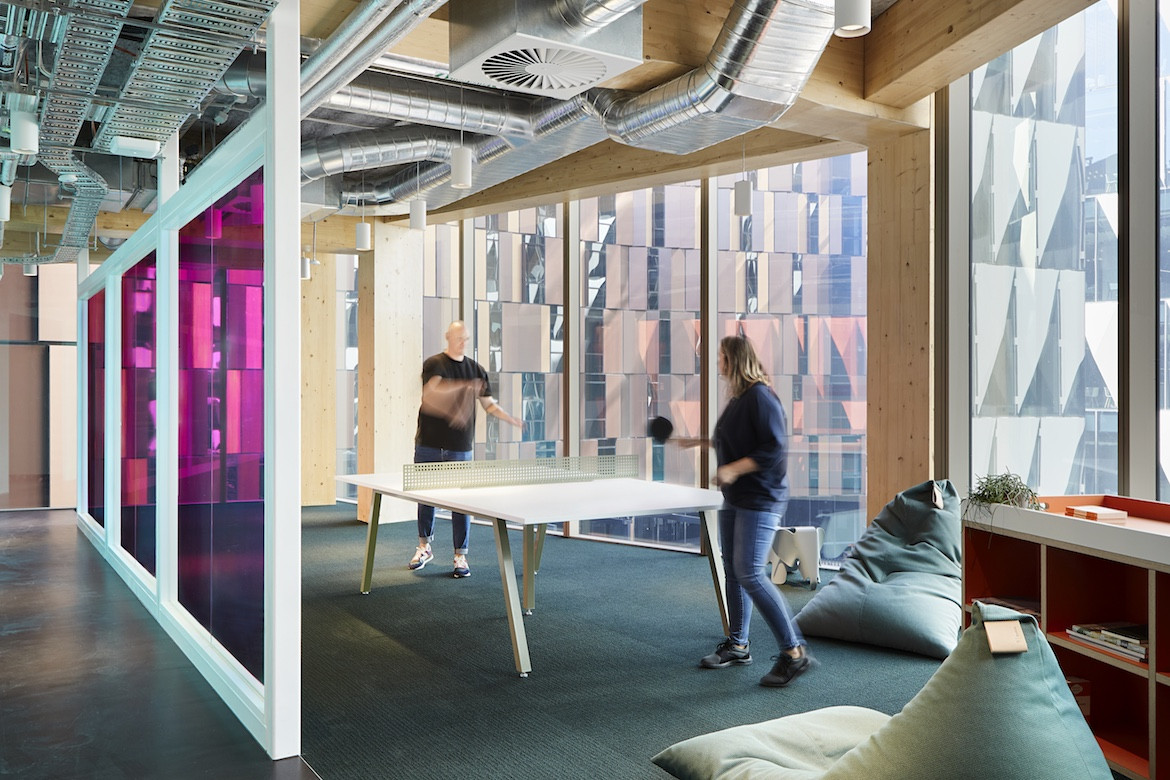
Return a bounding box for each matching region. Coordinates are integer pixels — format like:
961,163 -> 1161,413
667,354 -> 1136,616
550,0 -> 649,31
300,0 -> 449,118
213,0 -> 835,219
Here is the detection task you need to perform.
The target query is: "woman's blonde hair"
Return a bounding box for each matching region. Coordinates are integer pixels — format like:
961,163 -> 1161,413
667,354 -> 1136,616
720,335 -> 771,398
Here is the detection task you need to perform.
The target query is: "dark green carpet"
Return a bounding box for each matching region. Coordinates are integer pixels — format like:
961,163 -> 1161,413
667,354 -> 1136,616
301,505 -> 941,779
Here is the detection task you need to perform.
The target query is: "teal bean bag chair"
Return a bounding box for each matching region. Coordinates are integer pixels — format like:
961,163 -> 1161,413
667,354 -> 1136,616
795,479 -> 963,659
652,602 -> 1111,780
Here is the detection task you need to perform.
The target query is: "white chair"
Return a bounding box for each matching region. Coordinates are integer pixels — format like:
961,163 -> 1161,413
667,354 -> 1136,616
768,525 -> 823,589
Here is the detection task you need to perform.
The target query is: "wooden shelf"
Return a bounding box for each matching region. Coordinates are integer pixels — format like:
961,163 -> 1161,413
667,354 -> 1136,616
963,495 -> 1166,780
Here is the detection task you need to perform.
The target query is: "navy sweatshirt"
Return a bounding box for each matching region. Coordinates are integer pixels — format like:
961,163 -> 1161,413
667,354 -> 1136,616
713,382 -> 789,514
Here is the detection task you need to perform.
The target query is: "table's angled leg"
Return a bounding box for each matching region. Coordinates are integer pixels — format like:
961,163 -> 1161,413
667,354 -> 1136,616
522,526 -> 537,615
360,492 -> 383,594
492,517 -> 532,677
534,524 -> 547,572
700,508 -> 730,635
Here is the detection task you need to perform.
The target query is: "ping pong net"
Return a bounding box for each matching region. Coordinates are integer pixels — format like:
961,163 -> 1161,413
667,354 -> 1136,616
403,455 -> 638,491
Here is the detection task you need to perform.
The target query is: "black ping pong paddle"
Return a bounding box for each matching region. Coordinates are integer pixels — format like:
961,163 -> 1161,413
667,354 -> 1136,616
648,416 -> 674,443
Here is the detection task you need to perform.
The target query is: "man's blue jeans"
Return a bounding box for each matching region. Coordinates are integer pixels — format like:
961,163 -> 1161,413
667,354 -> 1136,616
415,446 -> 473,554
719,505 -> 804,651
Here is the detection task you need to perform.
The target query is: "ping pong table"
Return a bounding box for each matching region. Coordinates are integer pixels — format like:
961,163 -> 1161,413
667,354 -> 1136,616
338,456 -> 728,677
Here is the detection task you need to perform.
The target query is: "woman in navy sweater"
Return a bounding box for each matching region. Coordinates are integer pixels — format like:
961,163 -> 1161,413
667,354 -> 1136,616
697,335 -> 815,687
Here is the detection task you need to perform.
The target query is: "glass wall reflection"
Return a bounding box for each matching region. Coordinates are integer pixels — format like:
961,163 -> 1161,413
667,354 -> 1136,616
121,253 -> 158,573
969,2 -> 1119,495
176,168 -> 265,681
87,289 -> 106,525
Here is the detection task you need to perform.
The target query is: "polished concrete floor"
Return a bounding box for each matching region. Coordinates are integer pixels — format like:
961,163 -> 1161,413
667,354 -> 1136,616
0,509 -> 319,780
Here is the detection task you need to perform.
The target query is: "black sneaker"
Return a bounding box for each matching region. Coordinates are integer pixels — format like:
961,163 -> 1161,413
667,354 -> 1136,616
760,647 -> 817,687
700,639 -> 752,669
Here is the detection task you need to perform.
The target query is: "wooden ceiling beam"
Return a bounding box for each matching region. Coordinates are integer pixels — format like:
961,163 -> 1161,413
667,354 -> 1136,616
419,127 -> 859,223
864,0 -> 1098,108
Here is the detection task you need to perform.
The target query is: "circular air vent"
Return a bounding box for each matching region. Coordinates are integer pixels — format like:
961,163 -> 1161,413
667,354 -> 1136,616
481,48 -> 607,92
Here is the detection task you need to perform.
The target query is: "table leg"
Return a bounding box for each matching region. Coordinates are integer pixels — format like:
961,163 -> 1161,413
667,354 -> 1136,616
700,508 -> 730,635
360,492 -> 383,594
521,525 -> 549,614
492,517 -> 532,677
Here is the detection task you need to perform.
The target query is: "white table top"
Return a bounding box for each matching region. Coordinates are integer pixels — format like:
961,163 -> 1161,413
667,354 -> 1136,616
338,473 -> 723,525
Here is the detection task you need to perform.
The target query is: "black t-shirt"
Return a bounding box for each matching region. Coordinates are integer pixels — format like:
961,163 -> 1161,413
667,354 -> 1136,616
414,353 -> 492,451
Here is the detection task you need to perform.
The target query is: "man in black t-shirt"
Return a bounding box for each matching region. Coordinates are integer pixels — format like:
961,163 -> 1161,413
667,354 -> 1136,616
409,320 -> 522,578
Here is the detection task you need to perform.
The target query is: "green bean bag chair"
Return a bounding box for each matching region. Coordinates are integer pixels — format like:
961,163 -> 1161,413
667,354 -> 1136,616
652,602 -> 1111,780
795,479 -> 962,658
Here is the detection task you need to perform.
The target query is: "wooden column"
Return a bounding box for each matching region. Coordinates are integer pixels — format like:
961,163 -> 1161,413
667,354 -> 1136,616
300,249 -> 337,506
356,220 -> 424,523
866,125 -> 935,522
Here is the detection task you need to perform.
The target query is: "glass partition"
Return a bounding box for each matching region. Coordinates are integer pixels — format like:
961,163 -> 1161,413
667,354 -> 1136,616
177,167 -> 265,680
0,264 -> 77,509
87,289 -> 106,525
121,253 -> 158,573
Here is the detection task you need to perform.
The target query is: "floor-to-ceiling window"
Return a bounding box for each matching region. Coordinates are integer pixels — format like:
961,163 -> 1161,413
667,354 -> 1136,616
969,1 -> 1119,494
120,253 -> 158,573
578,183 -> 704,546
716,153 -> 868,560
472,207 -> 564,460
336,254 -> 358,502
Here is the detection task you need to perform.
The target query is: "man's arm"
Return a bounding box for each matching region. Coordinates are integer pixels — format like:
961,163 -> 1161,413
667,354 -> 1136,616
478,395 -> 522,428
421,375 -> 482,429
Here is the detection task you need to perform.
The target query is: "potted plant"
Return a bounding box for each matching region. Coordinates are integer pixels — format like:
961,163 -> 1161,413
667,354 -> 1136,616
963,472 -> 1043,521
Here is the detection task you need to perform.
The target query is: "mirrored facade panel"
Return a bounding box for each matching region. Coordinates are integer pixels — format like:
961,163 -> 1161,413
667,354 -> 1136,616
176,168 -> 266,681
473,207 -> 564,460
716,154 -> 868,561
970,2 -> 1119,495
121,253 -> 158,574
579,185 -> 703,548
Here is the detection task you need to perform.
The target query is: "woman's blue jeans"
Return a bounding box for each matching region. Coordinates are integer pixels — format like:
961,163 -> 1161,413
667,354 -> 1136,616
415,446 -> 473,554
719,504 -> 804,651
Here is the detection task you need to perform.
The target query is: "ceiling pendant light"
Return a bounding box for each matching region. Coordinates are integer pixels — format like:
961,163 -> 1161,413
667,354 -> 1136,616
834,0 -> 871,38
23,262 -> 37,277
451,87 -> 473,189
410,198 -> 427,231
355,220 -> 372,251
0,184 -> 11,222
355,172 -> 372,251
9,108 -> 39,156
733,135 -> 751,217
300,249 -> 312,281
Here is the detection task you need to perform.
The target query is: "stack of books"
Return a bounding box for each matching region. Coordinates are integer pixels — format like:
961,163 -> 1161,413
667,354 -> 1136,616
1067,622 -> 1148,661
1064,505 -> 1128,523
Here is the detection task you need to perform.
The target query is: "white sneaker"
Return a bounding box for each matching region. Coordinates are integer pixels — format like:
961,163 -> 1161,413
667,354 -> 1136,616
453,554 -> 471,578
408,545 -> 434,570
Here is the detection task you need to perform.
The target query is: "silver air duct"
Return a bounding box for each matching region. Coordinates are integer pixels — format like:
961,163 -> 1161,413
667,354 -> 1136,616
598,0 -> 834,154
550,0 -> 648,31
300,0 -> 449,117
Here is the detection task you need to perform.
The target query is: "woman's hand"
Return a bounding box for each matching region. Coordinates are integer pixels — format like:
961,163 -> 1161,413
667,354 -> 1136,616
670,436 -> 710,449
713,465 -> 738,486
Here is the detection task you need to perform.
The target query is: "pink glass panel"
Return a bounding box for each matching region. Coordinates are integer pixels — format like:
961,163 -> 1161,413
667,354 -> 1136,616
121,253 -> 157,574
176,167 -> 265,681
87,290 -> 106,526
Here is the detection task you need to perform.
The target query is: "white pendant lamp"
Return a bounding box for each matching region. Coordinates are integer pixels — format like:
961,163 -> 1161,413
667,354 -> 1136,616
23,262 -> 37,276
410,198 -> 427,231
300,247 -> 312,281
733,179 -> 752,217
0,184 -> 11,222
355,220 -> 372,251
834,0 -> 871,38
451,145 -> 473,190
9,109 -> 38,155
